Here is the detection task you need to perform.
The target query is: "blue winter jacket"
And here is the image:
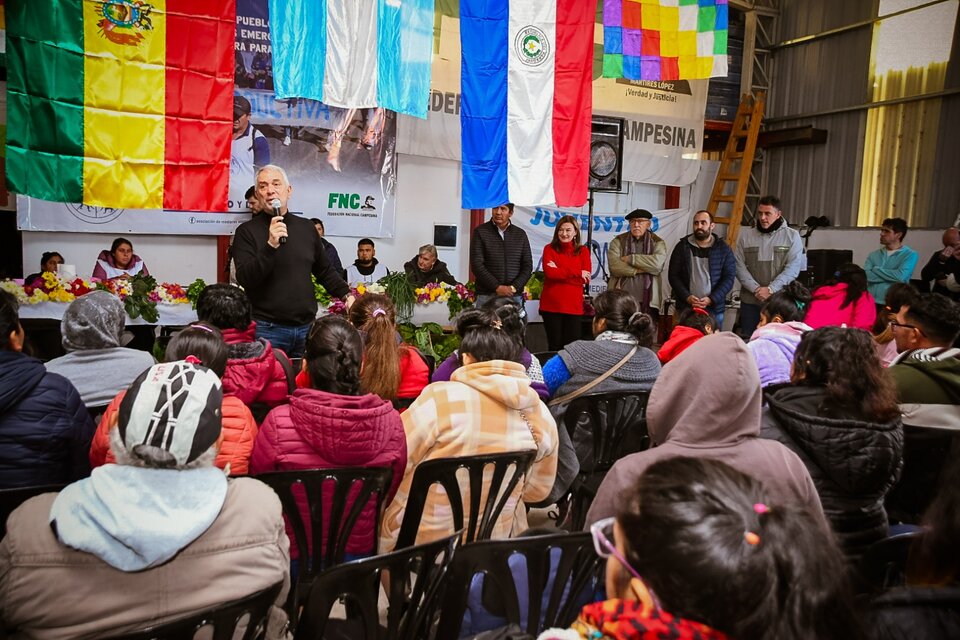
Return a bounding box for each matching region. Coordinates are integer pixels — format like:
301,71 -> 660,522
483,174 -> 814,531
668,233 -> 737,317
0,350 -> 95,489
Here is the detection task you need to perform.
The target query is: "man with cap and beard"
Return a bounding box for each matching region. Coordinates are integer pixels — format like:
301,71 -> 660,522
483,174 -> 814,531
0,361 -> 291,639
607,209 -> 667,323
44,290 -> 156,407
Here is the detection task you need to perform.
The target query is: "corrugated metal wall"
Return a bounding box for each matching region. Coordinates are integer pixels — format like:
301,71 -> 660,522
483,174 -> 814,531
764,0 -> 876,226
765,0 -> 960,228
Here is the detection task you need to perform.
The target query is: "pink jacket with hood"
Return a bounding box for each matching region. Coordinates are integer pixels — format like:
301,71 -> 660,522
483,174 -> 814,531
250,388 -> 406,558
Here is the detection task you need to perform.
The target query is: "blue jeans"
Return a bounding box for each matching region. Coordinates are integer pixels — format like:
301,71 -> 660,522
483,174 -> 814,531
255,320 -> 310,358
738,303 -> 761,339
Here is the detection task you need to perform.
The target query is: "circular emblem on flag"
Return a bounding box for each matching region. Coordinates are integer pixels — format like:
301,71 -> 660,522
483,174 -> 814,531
64,203 -> 125,225
515,26 -> 550,67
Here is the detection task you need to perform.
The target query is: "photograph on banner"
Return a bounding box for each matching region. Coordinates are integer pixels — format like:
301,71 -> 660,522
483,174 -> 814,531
512,204 -> 695,298
397,9 -> 707,187
232,0 -> 397,238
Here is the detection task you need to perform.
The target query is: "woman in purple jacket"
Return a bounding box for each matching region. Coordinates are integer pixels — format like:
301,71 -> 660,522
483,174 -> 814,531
250,315 -> 406,560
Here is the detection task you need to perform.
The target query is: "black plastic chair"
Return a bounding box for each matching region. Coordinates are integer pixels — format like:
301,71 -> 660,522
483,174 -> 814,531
858,531 -> 923,591
533,351 -> 558,367
87,403 -> 111,426
105,581 -> 283,640
435,532 -> 604,638
294,532 -> 459,640
394,451 -> 536,550
0,484 -> 66,538
255,467 -> 394,618
561,391 -> 651,530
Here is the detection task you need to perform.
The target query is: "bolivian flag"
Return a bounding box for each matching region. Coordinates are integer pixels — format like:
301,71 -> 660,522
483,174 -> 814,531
5,0 -> 235,211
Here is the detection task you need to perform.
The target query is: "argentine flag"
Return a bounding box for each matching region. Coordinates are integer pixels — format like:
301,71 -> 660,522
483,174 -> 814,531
269,0 -> 435,119
460,0 -> 594,209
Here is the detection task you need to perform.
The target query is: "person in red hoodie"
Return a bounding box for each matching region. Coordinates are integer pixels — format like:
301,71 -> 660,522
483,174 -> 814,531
657,308 -> 717,364
196,284 -> 295,423
89,324 -> 259,475
540,215 -> 592,351
250,314 -> 406,562
804,263 -> 876,331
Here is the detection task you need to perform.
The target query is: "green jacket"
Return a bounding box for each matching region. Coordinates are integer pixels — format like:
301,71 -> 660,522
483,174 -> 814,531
607,231 -> 666,311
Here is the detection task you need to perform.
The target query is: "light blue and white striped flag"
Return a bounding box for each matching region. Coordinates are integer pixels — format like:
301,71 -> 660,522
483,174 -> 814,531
269,0 -> 435,119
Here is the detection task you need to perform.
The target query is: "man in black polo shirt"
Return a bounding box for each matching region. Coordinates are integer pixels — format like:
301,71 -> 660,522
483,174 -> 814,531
470,202 -> 532,311
232,164 -> 353,357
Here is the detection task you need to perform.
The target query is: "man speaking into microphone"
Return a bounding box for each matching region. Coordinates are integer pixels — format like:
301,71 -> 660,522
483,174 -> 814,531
233,164 -> 353,357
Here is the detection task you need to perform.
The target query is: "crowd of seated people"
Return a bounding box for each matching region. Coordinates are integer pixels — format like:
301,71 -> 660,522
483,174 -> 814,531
1,278 -> 958,639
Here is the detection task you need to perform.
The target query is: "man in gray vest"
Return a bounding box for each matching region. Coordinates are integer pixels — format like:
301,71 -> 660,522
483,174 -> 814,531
734,195 -> 804,337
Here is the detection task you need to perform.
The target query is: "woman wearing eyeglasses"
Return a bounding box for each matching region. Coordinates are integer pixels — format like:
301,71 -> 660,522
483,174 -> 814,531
540,457 -> 860,640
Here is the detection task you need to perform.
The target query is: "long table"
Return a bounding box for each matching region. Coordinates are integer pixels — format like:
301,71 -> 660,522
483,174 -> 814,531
18,301 -> 199,326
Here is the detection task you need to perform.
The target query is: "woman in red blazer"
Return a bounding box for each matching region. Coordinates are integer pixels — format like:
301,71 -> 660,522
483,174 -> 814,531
540,215 -> 592,351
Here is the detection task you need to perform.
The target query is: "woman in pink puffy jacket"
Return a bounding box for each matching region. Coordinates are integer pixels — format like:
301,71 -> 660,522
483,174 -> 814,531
250,315 -> 406,562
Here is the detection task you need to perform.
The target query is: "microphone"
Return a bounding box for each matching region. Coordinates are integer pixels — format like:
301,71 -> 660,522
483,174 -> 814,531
271,198 -> 286,245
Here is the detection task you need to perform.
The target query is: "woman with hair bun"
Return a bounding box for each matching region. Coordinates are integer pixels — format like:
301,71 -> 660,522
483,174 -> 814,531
761,326 -> 902,559
540,457 -> 860,640
251,315 -> 405,560
542,289 -> 660,447
380,305 -> 558,552
542,289 -> 660,399
746,280 -> 813,389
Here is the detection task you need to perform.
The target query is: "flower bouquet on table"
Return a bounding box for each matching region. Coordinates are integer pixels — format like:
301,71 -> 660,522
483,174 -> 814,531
97,274 -> 160,323
5,272 -> 97,304
414,281 -> 476,320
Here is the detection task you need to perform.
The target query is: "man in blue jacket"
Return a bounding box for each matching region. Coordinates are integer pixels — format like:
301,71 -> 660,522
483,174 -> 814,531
668,210 -> 737,326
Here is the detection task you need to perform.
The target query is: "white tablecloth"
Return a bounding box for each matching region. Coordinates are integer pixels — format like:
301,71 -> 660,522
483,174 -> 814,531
19,301 -> 198,326
403,300 -> 542,326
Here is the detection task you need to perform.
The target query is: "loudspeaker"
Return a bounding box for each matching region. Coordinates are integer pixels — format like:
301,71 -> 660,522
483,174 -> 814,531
805,249 -> 853,287
589,116 -> 626,192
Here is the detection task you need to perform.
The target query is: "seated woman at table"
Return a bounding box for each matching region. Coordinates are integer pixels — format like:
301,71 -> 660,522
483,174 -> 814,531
92,237 -> 149,280
24,251 -> 64,285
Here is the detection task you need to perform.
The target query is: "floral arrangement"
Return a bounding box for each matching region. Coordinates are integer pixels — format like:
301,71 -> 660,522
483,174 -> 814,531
313,277 -> 475,322
1,272 -> 194,321
2,272 -> 97,304
415,282 -> 475,319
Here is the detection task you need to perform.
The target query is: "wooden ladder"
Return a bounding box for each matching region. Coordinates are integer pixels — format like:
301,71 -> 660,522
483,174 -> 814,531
706,92 -> 765,245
